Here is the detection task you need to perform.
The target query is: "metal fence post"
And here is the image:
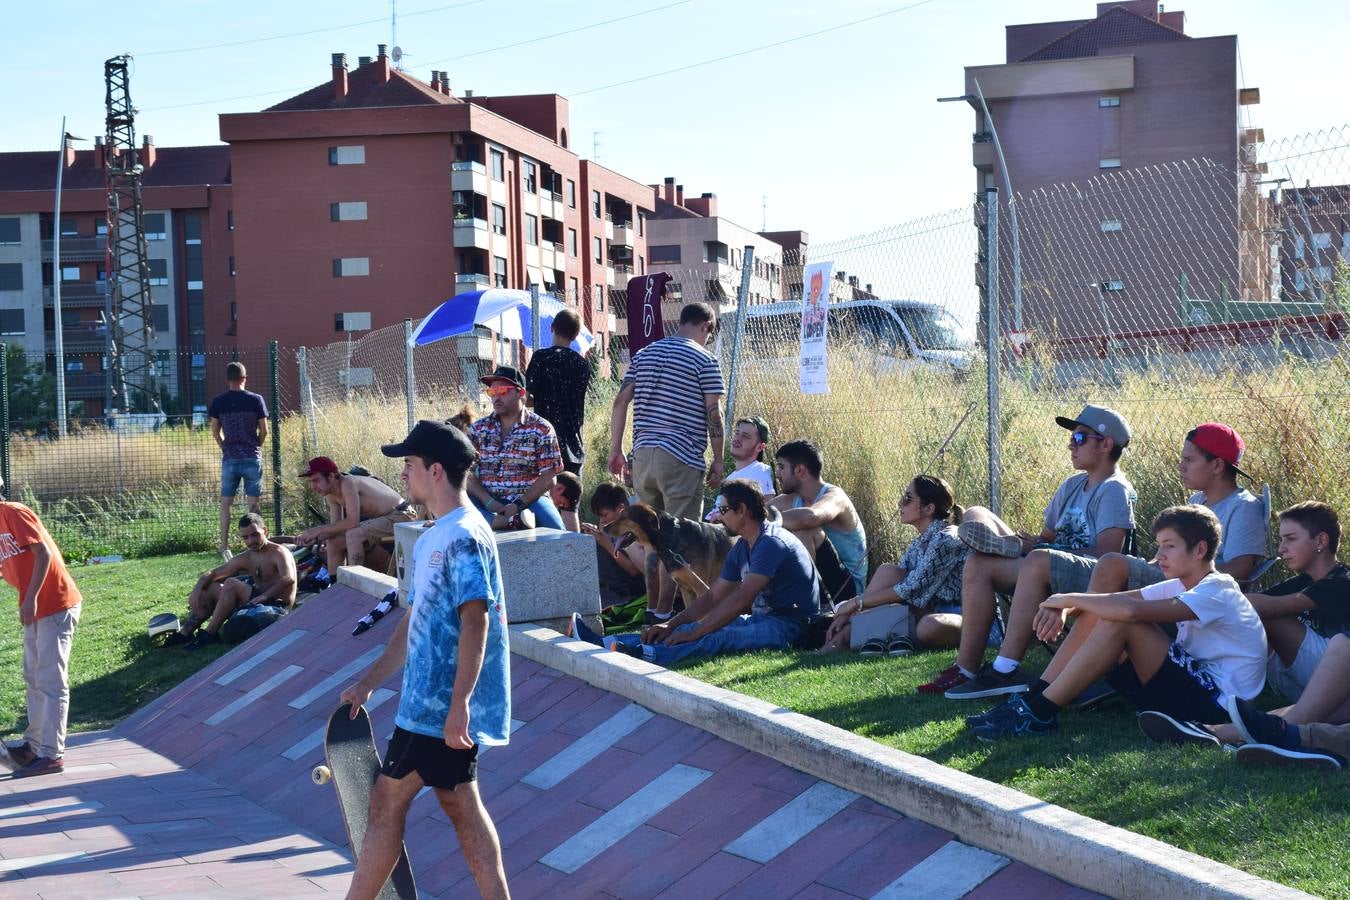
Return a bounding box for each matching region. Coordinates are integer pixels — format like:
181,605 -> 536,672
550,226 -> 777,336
403,319 -> 416,434
724,245 -> 755,426
269,341 -> 282,534
0,344 -> 10,495
985,188 -> 1001,516
297,346 -> 318,451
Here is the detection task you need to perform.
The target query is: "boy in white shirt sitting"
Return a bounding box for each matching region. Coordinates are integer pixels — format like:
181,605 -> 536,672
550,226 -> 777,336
969,504 -> 1267,741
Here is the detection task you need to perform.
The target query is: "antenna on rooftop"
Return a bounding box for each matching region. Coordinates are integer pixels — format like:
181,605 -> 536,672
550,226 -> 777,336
762,195 -> 767,231
390,0 -> 403,70
592,130 -> 604,162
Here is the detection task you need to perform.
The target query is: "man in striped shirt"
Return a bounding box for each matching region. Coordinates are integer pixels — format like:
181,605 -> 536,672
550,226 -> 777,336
609,302 -> 727,620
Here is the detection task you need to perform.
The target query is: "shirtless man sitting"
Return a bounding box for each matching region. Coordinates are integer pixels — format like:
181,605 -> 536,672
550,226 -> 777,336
295,457 -> 418,571
768,440 -> 868,605
164,513 -> 297,650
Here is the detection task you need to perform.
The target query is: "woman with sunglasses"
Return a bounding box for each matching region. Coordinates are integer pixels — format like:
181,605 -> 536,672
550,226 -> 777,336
820,475 -> 968,656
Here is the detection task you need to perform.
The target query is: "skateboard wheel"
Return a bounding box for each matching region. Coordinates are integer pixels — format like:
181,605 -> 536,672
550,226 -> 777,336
312,765 -> 332,785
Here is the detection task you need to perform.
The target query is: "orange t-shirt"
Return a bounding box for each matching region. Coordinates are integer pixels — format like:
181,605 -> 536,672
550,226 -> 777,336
0,502 -> 82,619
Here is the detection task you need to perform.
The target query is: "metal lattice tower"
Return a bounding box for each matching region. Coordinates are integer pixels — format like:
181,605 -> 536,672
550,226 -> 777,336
103,55 -> 160,414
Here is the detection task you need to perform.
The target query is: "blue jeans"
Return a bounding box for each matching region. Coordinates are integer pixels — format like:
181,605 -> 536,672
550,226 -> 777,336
471,493 -> 565,531
611,614 -> 800,666
221,458 -> 263,498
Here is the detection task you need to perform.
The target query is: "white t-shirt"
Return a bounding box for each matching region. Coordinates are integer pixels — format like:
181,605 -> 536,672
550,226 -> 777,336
706,460 -> 775,521
1169,571 -> 1268,702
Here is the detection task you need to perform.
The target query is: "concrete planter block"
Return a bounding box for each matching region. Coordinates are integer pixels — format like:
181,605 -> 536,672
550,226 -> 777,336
395,522 -> 600,635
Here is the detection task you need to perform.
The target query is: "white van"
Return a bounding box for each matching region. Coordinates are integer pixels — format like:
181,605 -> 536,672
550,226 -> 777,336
740,299 -> 975,373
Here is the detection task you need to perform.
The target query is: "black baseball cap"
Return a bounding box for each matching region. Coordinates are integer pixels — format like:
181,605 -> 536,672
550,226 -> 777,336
381,419 -> 477,469
480,365 -> 527,390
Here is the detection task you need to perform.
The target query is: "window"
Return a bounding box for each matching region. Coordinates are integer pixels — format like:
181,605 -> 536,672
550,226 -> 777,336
1313,266 -> 1334,282
568,277 -> 578,302
144,213 -> 167,240
227,210 -> 235,231
650,244 -> 681,264
0,218 -> 18,245
61,219 -> 78,237
229,256 -> 236,277
1100,220 -> 1123,233
329,145 -> 365,165
525,215 -> 538,246
332,257 -> 370,277
523,160 -> 537,194
1294,269 -> 1307,291
147,258 -> 169,285
1294,235 -> 1305,260
594,285 -> 604,312
61,266 -> 80,281
490,149 -> 505,181
638,212 -> 645,236
0,263 -> 24,291
639,255 -> 645,275
592,190 -> 601,218
95,217 -> 107,236
66,360 -> 84,373
492,204 -> 506,235
566,180 -> 576,208
1098,96 -> 1120,108
151,305 -> 170,331
493,256 -> 507,288
1101,280 -> 1125,292
593,237 -> 603,264
567,228 -> 578,257
0,309 -> 23,335
1311,232 -> 1333,250
1099,158 -> 1122,169
230,302 -> 237,322
330,201 -> 368,221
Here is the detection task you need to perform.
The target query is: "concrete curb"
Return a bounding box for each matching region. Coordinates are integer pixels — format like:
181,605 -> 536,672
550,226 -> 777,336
508,624 -> 1313,900
336,565 -> 397,597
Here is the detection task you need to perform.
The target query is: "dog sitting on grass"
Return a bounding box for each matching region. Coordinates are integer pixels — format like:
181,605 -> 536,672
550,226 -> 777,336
611,502 -> 734,607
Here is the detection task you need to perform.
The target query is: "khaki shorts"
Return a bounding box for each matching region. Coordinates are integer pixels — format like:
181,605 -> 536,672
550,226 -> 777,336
356,506 -> 419,547
632,446 -> 705,521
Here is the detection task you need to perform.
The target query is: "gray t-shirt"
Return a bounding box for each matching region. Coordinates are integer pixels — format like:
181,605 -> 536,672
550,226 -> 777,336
1042,471 -> 1136,552
1188,488 -> 1267,565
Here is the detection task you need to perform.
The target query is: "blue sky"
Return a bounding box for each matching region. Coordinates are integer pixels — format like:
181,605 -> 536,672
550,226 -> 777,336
3,0 -> 1345,243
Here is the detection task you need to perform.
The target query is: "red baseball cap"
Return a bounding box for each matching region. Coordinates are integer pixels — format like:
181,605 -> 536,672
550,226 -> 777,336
299,456 -> 339,477
1189,423 -> 1249,478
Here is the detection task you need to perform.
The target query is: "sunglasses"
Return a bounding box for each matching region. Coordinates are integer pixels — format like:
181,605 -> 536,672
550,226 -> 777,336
715,504 -> 732,515
1070,431 -> 1105,446
487,384 -> 520,397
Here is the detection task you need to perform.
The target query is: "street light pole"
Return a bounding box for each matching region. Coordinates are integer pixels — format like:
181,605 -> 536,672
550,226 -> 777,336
52,118 -> 68,437
939,81 -> 1023,333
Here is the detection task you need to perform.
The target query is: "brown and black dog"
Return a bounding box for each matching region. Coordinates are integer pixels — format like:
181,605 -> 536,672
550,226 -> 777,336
611,503 -> 734,605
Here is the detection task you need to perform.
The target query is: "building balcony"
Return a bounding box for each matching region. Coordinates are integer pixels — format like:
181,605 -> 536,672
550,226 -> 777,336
604,217 -> 614,241
614,264 -> 634,280
62,372 -> 109,399
455,273 -> 490,295
44,282 -> 109,308
42,236 -> 104,261
543,193 -> 566,223
605,266 -> 615,287
541,242 -> 564,272
451,160 -> 488,195
525,244 -> 542,269
46,326 -> 108,353
453,218 -> 491,250
612,223 -> 634,247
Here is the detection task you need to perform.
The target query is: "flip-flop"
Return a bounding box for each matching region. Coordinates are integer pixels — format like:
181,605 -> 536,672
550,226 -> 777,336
859,637 -> 888,657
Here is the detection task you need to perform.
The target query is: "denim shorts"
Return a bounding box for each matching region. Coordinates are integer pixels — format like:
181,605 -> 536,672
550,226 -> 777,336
221,458 -> 263,498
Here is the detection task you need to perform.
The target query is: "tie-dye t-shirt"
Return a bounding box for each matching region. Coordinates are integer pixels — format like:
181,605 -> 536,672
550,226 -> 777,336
395,504 -> 511,746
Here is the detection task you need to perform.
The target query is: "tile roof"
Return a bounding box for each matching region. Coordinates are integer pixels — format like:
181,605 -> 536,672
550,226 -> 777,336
0,145 -> 230,193
265,60 -> 459,112
1020,5 -> 1188,62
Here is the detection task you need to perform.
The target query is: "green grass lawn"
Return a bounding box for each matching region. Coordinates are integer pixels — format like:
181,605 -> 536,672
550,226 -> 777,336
679,649 -> 1350,898
0,552 -> 231,734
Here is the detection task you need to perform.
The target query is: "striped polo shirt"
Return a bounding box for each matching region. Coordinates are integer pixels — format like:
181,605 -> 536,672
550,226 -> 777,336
623,336 -> 726,470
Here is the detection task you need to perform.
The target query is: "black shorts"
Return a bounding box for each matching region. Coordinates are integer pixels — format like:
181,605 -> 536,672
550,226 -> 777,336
1106,649 -> 1227,725
381,726 -> 478,789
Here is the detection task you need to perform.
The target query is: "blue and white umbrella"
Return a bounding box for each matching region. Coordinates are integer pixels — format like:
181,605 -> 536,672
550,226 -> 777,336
408,289 -> 594,354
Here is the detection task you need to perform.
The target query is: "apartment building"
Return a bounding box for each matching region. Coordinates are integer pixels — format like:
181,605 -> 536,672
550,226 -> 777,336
646,178 -> 797,308
1278,184 -> 1350,301
0,140 -> 232,417
962,1 -> 1264,338
219,47 -> 652,367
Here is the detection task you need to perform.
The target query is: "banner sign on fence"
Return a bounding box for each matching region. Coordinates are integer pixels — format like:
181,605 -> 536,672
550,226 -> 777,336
799,261 -> 832,394
626,273 -> 671,360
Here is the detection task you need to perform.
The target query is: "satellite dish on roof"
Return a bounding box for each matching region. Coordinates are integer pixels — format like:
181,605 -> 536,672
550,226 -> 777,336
391,46 -> 403,63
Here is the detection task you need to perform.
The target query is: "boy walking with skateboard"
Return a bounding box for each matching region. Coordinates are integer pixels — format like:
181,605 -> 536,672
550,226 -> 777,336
340,420 -> 511,899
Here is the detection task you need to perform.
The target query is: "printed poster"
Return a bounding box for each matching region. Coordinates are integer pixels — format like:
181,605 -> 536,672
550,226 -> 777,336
799,261 -> 832,394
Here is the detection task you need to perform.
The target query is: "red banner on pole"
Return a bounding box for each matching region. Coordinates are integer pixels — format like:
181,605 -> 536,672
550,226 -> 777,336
625,273 -> 671,358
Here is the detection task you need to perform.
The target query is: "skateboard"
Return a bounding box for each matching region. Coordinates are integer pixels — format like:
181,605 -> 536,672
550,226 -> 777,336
312,703 -> 418,899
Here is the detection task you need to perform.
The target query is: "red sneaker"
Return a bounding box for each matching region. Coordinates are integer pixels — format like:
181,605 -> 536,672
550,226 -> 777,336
917,664 -> 968,695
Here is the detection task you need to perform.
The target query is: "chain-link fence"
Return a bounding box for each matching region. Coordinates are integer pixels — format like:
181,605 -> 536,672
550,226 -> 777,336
7,125 -> 1347,573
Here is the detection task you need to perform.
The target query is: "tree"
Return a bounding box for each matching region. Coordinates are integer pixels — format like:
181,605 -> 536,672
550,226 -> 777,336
4,345 -> 57,431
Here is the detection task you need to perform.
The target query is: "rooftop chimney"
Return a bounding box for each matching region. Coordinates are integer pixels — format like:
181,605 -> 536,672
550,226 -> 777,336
676,184 -> 684,206
358,55 -> 372,66
331,52 -> 349,100
141,134 -> 156,169
62,134 -> 76,168
464,89 -> 473,98
440,73 -> 451,96
94,135 -> 105,170
376,44 -> 391,83
663,176 -> 676,204
430,70 -> 441,91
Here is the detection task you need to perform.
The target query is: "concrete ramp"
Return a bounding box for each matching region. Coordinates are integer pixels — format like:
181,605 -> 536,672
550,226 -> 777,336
3,575 -> 1285,898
